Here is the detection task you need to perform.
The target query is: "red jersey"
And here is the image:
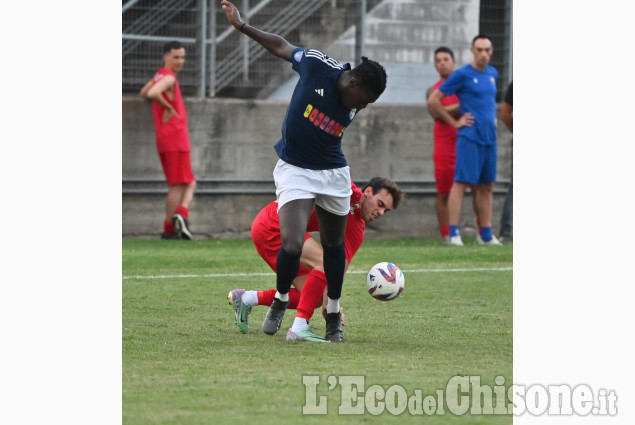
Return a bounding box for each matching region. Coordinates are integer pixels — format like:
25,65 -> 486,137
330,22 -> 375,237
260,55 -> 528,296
151,67 -> 190,153
252,183 -> 365,273
431,79 -> 459,153
306,182 -> 365,263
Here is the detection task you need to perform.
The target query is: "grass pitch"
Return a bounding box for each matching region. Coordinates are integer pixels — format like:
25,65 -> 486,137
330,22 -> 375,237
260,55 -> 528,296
123,237 -> 512,424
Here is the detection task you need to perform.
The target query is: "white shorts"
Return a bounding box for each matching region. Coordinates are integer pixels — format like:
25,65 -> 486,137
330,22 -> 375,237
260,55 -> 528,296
273,159 -> 352,216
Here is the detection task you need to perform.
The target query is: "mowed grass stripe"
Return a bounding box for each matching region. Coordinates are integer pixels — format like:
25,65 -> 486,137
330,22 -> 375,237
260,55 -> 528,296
122,266 -> 512,280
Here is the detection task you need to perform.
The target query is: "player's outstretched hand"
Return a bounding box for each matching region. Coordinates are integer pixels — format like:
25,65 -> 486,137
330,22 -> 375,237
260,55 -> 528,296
221,0 -> 244,30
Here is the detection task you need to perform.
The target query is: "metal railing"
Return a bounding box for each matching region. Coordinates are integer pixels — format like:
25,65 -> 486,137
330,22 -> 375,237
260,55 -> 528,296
122,0 -> 512,100
122,0 -> 377,98
213,0 -> 329,95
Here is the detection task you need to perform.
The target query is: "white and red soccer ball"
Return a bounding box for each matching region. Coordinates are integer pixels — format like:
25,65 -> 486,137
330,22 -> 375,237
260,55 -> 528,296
366,262 -> 405,301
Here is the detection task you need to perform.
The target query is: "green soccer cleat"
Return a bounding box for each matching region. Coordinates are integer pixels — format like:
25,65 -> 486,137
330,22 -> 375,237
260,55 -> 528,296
228,289 -> 252,334
286,328 -> 330,343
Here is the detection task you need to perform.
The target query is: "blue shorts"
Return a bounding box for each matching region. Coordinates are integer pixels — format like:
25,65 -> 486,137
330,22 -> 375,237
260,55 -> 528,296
454,137 -> 497,184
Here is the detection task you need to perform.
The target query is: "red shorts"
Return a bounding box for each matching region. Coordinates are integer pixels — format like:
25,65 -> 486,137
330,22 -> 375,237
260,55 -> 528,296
251,202 -> 312,276
433,148 -> 456,194
159,151 -> 195,185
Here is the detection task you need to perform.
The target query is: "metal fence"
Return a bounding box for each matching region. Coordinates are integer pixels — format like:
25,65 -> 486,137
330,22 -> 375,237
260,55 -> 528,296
123,0 -> 512,100
123,0 -> 378,98
479,0 -> 512,102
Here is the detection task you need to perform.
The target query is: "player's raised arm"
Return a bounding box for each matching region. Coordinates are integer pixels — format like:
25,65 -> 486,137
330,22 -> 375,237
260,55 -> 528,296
221,0 -> 296,62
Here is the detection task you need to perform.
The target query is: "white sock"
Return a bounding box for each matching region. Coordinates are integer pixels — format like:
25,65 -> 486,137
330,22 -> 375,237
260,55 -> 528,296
291,317 -> 309,332
275,291 -> 289,302
326,298 -> 340,314
242,290 -> 258,306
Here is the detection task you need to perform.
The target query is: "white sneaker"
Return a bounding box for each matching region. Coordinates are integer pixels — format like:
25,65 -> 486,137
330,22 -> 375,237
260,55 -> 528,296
477,235 -> 502,245
448,235 -> 464,246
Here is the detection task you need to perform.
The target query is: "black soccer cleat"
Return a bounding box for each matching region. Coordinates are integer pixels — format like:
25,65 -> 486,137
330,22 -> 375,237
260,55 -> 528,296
325,312 -> 344,342
160,232 -> 180,240
172,213 -> 193,240
262,297 -> 289,335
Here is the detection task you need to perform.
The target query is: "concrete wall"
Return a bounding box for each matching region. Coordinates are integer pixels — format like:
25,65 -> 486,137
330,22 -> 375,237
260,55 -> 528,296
122,97 -> 512,239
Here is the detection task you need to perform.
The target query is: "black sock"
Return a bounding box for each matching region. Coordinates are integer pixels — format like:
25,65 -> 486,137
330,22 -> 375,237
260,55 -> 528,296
323,243 -> 346,300
276,245 -> 300,295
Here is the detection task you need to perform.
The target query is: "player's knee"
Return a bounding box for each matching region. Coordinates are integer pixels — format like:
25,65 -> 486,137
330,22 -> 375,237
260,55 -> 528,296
321,238 -> 345,251
478,183 -> 494,195
281,238 -> 304,255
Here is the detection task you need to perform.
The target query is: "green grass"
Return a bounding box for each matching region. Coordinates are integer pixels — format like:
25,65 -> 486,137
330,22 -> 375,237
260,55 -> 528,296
123,238 -> 512,424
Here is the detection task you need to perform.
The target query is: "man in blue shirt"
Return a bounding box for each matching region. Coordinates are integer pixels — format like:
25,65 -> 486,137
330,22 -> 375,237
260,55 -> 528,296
222,0 -> 387,341
428,34 -> 501,245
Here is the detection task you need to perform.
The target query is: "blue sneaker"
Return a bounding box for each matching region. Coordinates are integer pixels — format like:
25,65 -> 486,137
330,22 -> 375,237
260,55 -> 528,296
228,289 -> 252,334
286,328 -> 330,342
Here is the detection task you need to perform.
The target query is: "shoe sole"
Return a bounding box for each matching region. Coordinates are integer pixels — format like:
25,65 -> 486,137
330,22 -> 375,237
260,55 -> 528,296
286,330 -> 329,342
173,214 -> 193,240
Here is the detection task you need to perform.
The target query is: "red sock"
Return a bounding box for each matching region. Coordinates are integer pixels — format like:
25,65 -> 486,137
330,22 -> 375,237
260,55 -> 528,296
477,218 -> 482,233
164,220 -> 174,234
257,288 -> 301,309
440,225 -> 450,238
297,270 -> 327,320
287,289 -> 301,309
175,205 -> 189,220
257,289 -> 276,306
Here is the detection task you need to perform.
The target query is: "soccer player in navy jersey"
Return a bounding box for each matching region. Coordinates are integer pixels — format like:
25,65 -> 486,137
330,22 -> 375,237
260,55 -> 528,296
221,1 -> 387,340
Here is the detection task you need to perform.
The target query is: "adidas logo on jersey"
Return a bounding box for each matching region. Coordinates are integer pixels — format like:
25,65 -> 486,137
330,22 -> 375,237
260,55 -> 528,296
314,88 -> 324,96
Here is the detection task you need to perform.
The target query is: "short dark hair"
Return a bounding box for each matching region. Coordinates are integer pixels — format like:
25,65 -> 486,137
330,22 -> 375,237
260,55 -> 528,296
434,46 -> 454,61
350,57 -> 387,97
472,34 -> 492,46
164,40 -> 184,53
362,177 -> 403,210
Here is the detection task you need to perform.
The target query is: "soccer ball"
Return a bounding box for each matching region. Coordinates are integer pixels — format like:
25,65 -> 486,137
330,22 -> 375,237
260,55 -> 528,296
366,262 -> 405,301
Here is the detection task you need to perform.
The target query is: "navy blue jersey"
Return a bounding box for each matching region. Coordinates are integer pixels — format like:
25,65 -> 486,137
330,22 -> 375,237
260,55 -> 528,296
274,48 -> 357,170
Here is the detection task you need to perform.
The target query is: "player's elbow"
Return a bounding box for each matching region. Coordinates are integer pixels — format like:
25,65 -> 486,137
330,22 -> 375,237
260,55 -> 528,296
428,93 -> 442,111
